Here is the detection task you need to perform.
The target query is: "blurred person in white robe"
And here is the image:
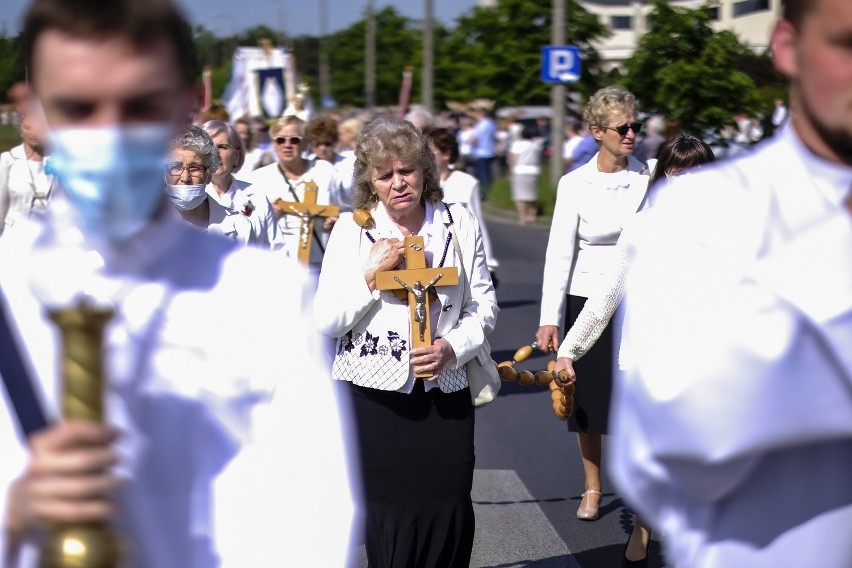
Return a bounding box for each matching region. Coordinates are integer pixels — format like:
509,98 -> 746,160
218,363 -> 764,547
0,1 -> 356,566
610,1 -> 852,566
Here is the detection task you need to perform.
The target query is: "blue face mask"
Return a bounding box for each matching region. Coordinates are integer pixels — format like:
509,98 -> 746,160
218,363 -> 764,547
47,124 -> 173,242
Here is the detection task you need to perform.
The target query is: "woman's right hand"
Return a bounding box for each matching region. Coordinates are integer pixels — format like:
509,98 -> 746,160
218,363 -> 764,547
6,421 -> 120,544
535,325 -> 560,354
553,357 -> 577,387
363,238 -> 405,292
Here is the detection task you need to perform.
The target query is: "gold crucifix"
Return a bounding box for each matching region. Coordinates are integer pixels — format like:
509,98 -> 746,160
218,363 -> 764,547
375,236 -> 459,377
274,180 -> 340,264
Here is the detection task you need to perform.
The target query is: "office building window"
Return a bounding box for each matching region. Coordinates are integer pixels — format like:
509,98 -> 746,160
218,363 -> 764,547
611,15 -> 632,30
704,6 -> 720,20
733,0 -> 770,17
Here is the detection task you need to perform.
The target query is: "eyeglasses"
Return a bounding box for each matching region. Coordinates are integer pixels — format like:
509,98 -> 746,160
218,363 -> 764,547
166,163 -> 208,177
312,140 -> 335,148
603,122 -> 643,137
275,136 -> 303,146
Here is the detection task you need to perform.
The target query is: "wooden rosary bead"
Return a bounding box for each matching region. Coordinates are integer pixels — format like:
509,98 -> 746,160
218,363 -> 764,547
517,370 -> 535,386
534,371 -> 553,386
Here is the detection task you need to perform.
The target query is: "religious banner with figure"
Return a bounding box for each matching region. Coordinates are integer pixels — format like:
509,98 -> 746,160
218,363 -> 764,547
221,42 -> 293,120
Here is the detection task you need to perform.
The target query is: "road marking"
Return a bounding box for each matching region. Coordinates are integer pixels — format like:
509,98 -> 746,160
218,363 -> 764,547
348,469 -> 578,568
472,469 -> 579,568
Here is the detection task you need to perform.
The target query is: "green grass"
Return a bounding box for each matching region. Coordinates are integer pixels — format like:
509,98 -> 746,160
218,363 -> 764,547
486,165 -> 559,217
0,124 -> 21,153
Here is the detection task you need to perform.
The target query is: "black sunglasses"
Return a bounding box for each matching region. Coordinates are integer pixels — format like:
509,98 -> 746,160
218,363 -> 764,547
603,122 -> 643,136
275,136 -> 302,146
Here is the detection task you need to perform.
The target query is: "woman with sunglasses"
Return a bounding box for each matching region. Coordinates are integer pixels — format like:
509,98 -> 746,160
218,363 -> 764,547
535,86 -> 649,525
245,115 -> 342,272
554,133 -> 716,567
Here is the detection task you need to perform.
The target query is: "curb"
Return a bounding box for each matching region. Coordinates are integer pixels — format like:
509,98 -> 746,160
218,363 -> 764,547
481,201 -> 553,228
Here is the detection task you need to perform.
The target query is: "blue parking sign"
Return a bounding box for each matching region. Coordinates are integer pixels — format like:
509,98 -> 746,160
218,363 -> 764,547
541,45 -> 581,83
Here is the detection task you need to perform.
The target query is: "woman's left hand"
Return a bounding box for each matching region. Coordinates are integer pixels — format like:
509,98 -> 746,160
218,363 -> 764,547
410,338 -> 456,380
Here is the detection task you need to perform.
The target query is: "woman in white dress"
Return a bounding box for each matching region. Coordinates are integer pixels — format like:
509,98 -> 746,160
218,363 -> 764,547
507,124 -> 543,224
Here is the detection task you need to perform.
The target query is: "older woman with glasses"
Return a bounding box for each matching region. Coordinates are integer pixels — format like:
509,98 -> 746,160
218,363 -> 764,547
246,116 -> 342,271
201,120 -> 276,248
166,125 -> 260,244
535,86 -> 649,524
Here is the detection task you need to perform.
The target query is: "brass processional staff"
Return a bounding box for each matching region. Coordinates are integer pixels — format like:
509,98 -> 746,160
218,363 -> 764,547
39,299 -> 125,567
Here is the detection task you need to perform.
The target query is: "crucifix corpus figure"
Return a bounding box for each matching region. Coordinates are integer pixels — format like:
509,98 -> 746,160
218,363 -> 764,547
375,236 -> 459,377
393,274 -> 444,343
274,180 -> 340,264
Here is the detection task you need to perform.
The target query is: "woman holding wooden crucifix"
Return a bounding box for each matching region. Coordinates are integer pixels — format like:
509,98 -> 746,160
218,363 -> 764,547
314,117 -> 498,568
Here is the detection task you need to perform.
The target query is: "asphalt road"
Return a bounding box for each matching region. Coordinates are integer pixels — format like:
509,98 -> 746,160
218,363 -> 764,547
348,208 -> 669,568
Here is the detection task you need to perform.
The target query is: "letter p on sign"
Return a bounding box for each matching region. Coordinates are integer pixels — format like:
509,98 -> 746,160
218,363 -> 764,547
541,45 -> 581,84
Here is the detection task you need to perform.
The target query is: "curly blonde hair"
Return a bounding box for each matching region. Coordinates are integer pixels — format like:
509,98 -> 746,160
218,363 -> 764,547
352,118 -> 443,211
583,86 -> 637,129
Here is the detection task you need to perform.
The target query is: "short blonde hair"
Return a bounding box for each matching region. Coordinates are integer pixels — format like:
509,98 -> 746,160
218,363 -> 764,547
269,115 -> 306,139
583,86 -> 637,129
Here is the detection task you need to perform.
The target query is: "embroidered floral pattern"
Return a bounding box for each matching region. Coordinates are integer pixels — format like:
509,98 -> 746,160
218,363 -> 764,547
387,331 -> 407,362
339,331 -> 355,355
360,331 -> 379,357
353,333 -> 364,345
378,345 -> 389,357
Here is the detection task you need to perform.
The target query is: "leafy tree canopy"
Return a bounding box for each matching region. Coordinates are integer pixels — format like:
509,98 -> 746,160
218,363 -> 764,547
623,0 -> 764,132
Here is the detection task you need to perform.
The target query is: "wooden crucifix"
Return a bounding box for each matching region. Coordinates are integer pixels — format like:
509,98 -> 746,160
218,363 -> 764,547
274,180 -> 340,264
376,236 -> 459,377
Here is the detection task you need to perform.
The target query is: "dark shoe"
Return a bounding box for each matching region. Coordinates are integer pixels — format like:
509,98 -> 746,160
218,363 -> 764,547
622,523 -> 650,567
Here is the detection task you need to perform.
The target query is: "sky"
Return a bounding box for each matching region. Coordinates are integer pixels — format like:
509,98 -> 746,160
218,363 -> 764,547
1,0 -> 481,37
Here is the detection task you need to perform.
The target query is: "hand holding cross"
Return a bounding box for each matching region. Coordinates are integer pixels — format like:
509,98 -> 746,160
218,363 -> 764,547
375,236 -> 459,377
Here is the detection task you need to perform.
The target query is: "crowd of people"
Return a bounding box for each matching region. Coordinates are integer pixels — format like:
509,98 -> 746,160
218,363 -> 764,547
0,0 -> 850,567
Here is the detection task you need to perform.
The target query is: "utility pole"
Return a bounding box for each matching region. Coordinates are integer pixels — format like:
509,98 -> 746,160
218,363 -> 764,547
550,0 -> 566,186
422,0 -> 434,112
365,0 -> 376,109
319,0 -> 331,108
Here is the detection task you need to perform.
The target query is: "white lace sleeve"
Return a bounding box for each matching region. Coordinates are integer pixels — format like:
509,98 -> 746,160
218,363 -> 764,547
557,238 -> 629,361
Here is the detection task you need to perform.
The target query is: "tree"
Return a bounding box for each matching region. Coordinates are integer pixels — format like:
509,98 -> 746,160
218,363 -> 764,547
436,0 -> 610,108
623,1 -> 762,133
0,34 -> 25,104
325,7 -> 423,108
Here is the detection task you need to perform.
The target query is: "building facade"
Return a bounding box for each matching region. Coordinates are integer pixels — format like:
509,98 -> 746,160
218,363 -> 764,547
579,0 -> 782,66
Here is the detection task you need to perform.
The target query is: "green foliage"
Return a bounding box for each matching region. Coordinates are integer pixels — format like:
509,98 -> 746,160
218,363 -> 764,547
324,7 -> 423,108
623,0 -> 767,132
0,125 -> 21,153
0,35 -> 25,104
438,0 -> 609,107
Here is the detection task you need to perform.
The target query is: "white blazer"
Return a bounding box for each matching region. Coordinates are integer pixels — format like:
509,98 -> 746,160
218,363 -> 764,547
314,200 -> 498,393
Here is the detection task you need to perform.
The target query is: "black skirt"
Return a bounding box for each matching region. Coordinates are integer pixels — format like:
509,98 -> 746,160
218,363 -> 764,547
348,381 -> 475,568
565,294 -> 614,434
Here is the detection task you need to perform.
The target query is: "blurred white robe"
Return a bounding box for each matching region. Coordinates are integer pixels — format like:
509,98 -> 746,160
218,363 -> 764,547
0,201 -> 356,567
610,126 -> 852,567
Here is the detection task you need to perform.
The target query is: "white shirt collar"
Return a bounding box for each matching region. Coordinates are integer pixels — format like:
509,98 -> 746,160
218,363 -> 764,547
784,124 -> 852,208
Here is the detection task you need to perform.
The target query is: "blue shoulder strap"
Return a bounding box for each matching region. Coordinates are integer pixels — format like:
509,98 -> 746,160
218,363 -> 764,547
0,291 -> 49,439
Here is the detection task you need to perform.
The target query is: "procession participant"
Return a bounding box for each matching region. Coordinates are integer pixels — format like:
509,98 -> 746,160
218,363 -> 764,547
314,118 -> 497,568
535,86 -> 649,523
245,115 -> 339,270
553,133 -> 716,566
337,116 -> 363,158
0,1 -> 355,566
0,106 -> 53,236
610,0 -> 852,566
232,116 -> 274,180
468,102 -> 497,198
307,116 -> 355,211
428,127 -> 500,282
201,119 -> 276,246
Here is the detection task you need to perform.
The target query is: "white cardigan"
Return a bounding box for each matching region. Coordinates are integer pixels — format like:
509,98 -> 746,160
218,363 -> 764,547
539,153 -> 648,328
314,200 -> 498,393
